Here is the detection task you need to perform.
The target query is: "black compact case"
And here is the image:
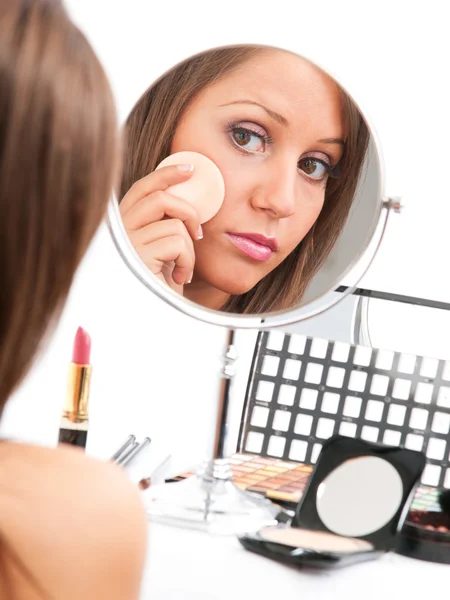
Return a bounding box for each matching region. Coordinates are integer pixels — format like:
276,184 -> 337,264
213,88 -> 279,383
238,435 -> 426,569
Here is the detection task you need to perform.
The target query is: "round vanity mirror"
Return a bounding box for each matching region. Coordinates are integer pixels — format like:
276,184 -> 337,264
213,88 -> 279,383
106,43 -> 398,535
316,456 -> 404,537
107,43 -> 392,329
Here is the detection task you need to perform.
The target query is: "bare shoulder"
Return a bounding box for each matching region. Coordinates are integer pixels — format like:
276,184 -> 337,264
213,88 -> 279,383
0,442 -> 148,600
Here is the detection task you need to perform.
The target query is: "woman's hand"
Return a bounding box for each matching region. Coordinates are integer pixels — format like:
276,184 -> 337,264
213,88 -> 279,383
119,164 -> 202,293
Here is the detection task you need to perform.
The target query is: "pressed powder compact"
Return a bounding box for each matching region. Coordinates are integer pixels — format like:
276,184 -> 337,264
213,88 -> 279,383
156,151 -> 225,224
238,435 -> 426,569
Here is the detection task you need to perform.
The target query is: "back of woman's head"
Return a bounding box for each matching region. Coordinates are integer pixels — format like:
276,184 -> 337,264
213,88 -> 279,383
0,0 -> 118,415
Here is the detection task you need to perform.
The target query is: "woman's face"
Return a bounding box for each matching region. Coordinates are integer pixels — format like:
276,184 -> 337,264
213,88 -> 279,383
171,49 -> 345,307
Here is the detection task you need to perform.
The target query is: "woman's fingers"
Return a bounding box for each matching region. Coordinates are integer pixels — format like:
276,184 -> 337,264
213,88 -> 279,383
119,165 -> 201,288
120,164 -> 194,215
123,190 -> 202,242
136,234 -> 194,286
131,218 -> 195,251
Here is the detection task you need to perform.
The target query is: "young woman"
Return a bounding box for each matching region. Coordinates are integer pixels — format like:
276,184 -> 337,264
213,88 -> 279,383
119,45 -> 369,314
0,1 -> 147,598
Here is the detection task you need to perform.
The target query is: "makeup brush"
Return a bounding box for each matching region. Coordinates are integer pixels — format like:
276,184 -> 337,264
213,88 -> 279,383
138,455 -> 172,490
120,437 -> 152,467
116,442 -> 138,465
111,434 -> 136,462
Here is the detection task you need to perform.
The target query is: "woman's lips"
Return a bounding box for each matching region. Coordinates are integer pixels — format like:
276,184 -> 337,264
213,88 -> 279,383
226,233 -> 278,262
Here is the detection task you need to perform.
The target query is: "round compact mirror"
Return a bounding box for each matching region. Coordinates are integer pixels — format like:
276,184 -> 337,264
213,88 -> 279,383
107,43 -> 394,329
316,456 -> 404,537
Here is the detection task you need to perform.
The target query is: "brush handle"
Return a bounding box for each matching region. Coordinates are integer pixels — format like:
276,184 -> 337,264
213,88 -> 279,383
121,437 -> 152,466
116,442 -> 139,465
111,434 -> 136,461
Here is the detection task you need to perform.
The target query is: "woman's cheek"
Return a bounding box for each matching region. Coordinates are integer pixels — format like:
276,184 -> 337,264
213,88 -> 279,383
305,194 -> 326,224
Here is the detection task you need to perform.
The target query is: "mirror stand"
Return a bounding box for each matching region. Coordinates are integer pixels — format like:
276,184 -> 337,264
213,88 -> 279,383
144,329 -> 278,535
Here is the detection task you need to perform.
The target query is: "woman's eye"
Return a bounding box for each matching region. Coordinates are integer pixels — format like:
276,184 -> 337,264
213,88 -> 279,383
231,127 -> 265,152
298,157 -> 330,181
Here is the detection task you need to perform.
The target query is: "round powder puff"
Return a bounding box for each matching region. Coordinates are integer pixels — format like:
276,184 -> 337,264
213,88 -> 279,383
156,151 -> 225,224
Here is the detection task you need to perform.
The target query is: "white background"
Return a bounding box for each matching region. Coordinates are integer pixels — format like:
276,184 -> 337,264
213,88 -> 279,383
2,0 -> 450,477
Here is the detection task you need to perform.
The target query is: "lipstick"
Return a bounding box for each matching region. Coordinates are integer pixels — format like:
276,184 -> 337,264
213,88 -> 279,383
58,327 -> 92,448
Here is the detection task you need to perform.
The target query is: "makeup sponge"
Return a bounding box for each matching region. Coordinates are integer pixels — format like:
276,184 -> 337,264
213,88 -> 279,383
156,151 -> 225,224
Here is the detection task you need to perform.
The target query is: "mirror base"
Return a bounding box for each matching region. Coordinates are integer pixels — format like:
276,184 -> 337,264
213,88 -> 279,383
143,465 -> 278,535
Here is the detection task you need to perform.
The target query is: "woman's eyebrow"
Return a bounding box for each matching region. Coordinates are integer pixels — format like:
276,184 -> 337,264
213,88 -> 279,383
318,137 -> 345,146
219,101 -> 345,146
219,100 -> 288,127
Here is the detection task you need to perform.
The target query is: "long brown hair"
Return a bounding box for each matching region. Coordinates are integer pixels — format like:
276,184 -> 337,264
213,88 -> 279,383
0,0 -> 118,595
0,0 -> 118,415
120,45 -> 369,314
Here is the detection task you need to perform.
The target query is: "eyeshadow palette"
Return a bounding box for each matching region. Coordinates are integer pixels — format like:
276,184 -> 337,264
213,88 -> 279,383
228,454 -> 311,502
169,452 -> 312,504
169,451 -> 438,515
238,331 -> 450,490
410,486 -> 441,513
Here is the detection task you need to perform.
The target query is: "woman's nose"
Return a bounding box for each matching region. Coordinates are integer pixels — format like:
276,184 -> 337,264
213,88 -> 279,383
250,162 -> 297,219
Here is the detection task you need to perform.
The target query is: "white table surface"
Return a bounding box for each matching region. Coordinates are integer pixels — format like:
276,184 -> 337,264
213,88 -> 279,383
140,522 -> 448,599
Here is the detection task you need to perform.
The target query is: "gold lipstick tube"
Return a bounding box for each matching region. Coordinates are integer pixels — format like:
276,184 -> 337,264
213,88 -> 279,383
62,363 -> 92,422
59,363 -> 92,448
